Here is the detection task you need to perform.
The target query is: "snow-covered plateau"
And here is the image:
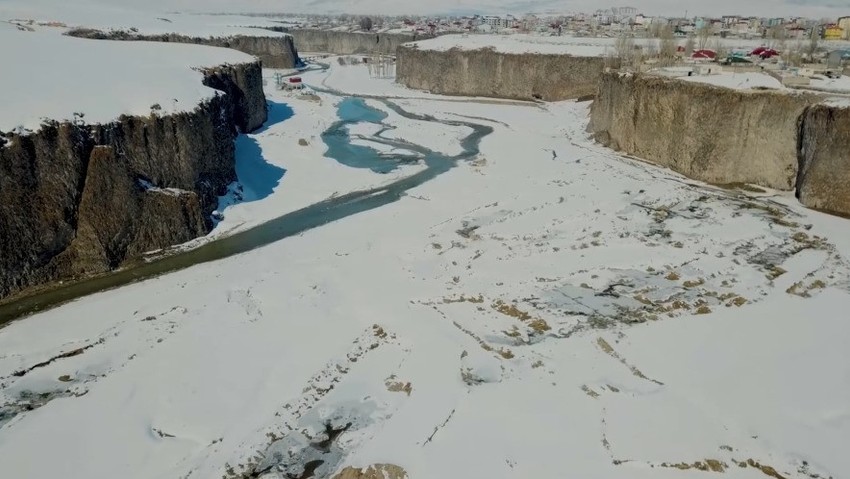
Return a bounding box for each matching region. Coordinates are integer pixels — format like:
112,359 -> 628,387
0,25 -> 254,131
1,43 -> 849,479
1,2 -> 291,39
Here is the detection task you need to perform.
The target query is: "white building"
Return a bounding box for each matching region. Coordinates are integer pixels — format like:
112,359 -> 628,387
482,15 -> 517,29
482,15 -> 501,27
613,6 -> 638,18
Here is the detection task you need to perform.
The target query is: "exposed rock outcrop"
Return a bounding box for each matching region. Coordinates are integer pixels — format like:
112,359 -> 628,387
0,61 -> 267,300
589,72 -> 817,190
333,464 -> 409,479
201,61 -> 267,132
797,104 -> 850,215
66,28 -> 299,68
589,72 -> 850,216
396,46 -> 605,101
283,29 -> 424,55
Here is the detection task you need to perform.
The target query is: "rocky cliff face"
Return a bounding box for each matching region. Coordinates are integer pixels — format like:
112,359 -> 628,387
66,29 -> 299,68
285,29 -> 423,55
0,61 -> 267,300
396,46 -> 605,101
589,72 -> 816,190
797,104 -> 850,215
202,61 -> 267,132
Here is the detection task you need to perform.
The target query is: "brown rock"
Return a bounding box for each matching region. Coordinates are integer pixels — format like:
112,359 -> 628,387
589,72 -> 817,190
332,464 -> 408,479
397,46 -> 605,101
796,104 -> 850,216
0,61 -> 266,300
67,29 -> 299,69
289,29 -> 422,55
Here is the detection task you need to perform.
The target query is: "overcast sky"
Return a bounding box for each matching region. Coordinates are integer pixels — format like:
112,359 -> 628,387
2,0 -> 847,19
134,0 -> 847,17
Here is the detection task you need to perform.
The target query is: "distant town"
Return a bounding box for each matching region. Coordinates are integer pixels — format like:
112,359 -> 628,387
244,8 -> 850,83
258,8 -> 850,42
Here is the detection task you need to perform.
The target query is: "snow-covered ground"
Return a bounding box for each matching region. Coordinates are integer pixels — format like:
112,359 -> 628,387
0,26 -> 253,132
681,71 -> 785,90
2,54 -> 850,479
1,3 -> 290,38
808,75 -> 850,94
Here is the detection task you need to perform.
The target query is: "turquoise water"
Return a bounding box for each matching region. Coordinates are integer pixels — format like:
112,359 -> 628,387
321,97 -> 421,174
0,96 -> 493,326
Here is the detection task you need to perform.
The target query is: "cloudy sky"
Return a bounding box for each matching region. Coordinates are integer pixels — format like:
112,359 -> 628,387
2,0 -> 847,18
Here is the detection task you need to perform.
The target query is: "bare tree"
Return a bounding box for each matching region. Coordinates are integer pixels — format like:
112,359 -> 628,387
359,16 -> 373,31
710,38 -> 728,62
648,22 -> 664,38
697,24 -> 713,50
614,33 -> 636,67
642,41 -> 659,61
684,36 -> 695,56
658,25 -> 677,66
765,25 -> 779,48
785,41 -> 805,67
807,27 -> 820,58
766,25 -> 787,52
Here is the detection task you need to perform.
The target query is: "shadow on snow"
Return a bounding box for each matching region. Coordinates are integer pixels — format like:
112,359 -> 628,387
233,100 -> 293,202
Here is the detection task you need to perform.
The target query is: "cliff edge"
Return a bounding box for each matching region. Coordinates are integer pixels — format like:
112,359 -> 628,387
396,45 -> 604,101
589,72 -> 816,190
67,29 -> 300,69
0,61 -> 267,300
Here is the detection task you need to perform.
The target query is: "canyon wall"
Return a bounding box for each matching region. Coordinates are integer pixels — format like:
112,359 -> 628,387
797,104 -> 850,215
589,72 -> 850,216
0,61 -> 267,300
396,46 -> 605,101
589,72 -> 816,190
283,29 -> 424,55
66,29 -> 300,68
